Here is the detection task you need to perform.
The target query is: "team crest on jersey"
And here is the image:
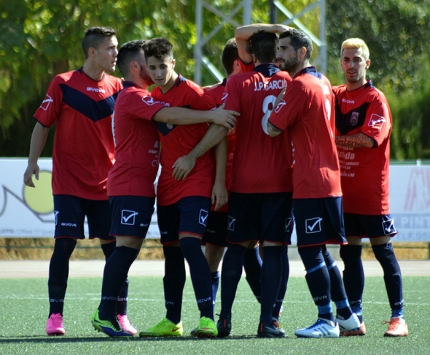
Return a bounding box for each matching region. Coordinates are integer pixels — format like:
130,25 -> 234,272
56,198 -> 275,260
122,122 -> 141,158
274,99 -> 286,113
121,210 -> 138,225
368,114 -> 386,129
350,111 -> 359,126
305,217 -> 322,234
199,209 -> 209,226
40,94 -> 53,111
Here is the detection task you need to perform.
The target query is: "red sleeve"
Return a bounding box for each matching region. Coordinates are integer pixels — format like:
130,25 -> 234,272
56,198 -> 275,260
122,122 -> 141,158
360,94 -> 392,147
33,75 -> 64,127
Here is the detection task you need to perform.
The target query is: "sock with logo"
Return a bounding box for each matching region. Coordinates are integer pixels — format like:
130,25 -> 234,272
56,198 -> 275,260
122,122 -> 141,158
98,246 -> 138,320
299,246 -> 334,322
220,243 -> 246,319
322,246 -> 352,319
372,243 -> 404,318
243,246 -> 262,303
179,237 -> 213,319
48,238 -> 77,316
260,246 -> 283,325
163,246 -> 186,324
101,241 -> 130,316
340,244 -> 364,319
273,245 -> 289,321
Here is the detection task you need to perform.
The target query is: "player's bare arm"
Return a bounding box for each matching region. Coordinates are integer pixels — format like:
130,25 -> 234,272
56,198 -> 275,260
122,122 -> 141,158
153,105 -> 238,129
212,137 -> 228,211
335,133 -> 375,148
23,122 -> 50,187
172,124 -> 229,181
267,121 -> 283,138
235,24 -> 293,63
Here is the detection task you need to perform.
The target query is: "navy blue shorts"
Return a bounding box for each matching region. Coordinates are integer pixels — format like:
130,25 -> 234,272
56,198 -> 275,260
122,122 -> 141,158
293,197 -> 346,247
227,192 -> 293,245
109,196 -> 155,238
202,211 -> 228,247
53,195 -> 113,240
344,213 -> 397,238
157,196 -> 211,245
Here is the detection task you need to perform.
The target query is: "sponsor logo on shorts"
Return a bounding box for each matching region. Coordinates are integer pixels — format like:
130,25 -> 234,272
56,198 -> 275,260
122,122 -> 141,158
199,209 -> 209,226
54,211 -> 59,226
121,210 -> 138,225
305,217 -> 322,234
60,222 -> 77,227
382,218 -> 397,235
227,216 -> 235,231
284,217 -> 293,233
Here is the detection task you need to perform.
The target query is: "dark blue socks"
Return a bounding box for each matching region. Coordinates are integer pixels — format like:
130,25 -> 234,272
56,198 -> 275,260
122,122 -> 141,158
48,238 -> 77,316
372,243 -> 404,318
220,244 -> 246,319
99,246 -> 138,320
179,237 -> 213,320
163,246 -> 186,324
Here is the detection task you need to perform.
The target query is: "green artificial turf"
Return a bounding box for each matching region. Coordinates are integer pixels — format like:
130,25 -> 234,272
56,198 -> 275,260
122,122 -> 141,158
0,276 -> 428,354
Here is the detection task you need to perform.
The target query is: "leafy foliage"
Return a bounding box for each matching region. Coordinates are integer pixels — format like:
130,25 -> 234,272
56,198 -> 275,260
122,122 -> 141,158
0,0 -> 429,158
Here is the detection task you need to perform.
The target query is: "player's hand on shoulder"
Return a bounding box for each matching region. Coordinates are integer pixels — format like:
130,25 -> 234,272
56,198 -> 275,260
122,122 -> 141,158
211,103 -> 239,129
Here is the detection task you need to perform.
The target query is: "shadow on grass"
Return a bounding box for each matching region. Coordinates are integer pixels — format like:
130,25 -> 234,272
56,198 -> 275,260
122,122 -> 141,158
0,335 -> 257,344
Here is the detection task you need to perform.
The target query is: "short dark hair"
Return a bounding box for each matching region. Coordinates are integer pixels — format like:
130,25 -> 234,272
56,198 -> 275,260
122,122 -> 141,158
143,37 -> 173,62
117,40 -> 146,77
221,38 -> 239,75
248,31 -> 277,63
82,26 -> 116,58
279,28 -> 313,60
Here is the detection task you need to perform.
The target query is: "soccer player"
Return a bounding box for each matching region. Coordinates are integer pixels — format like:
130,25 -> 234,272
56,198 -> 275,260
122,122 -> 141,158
22,27 -> 136,336
333,38 -> 408,337
138,37 -> 225,338
217,30 -> 294,338
90,40 -> 238,337
197,39 -> 264,316
267,28 -> 360,338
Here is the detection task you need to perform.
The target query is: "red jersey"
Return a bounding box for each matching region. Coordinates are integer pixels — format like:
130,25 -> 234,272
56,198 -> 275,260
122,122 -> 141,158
151,75 -> 216,206
33,68 -> 122,200
108,81 -> 166,197
222,63 -> 293,193
269,66 -> 341,199
333,81 -> 392,214
206,79 -> 235,213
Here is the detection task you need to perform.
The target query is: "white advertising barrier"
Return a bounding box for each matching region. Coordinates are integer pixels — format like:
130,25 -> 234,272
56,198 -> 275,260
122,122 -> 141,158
0,158 -> 429,242
0,158 -> 161,238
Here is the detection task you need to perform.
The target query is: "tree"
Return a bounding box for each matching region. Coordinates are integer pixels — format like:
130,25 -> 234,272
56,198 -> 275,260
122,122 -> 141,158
1,0 -> 429,158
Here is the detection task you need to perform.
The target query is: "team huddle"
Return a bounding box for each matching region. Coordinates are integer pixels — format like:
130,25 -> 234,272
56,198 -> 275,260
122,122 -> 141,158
23,24 -> 408,339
